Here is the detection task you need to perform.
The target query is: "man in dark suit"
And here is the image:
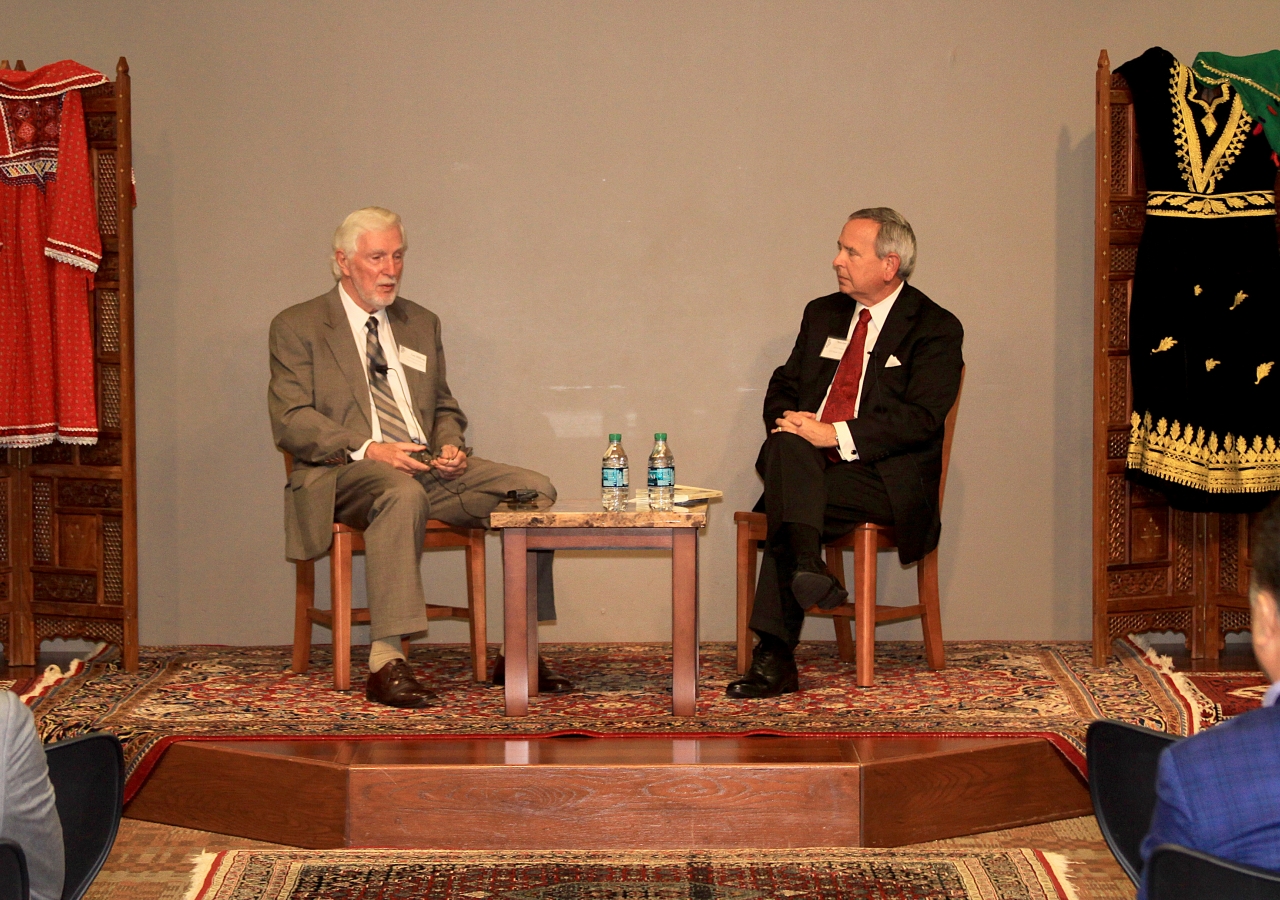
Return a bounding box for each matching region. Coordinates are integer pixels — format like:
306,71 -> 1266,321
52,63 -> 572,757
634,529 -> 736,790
269,207 -> 570,708
1137,498 -> 1280,899
728,207 -> 964,699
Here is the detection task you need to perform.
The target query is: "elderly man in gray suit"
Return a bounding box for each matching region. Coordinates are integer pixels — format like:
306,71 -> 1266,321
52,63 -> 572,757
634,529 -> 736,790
269,207 -> 571,707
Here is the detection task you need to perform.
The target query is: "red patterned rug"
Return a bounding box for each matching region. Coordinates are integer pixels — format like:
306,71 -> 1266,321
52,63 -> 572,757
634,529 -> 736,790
29,638 -> 1208,802
187,847 -> 1074,900
1176,672 -> 1268,718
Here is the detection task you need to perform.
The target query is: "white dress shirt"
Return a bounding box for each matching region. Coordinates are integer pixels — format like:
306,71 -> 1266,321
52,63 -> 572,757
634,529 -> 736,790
338,284 -> 426,460
816,282 -> 904,461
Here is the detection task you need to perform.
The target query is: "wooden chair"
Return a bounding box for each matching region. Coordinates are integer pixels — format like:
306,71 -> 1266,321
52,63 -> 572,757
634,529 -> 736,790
284,454 -> 488,689
735,368 -> 964,685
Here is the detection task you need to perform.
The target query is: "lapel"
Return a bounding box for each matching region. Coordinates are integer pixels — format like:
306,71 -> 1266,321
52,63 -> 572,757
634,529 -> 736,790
321,287 -> 373,434
860,283 -> 921,406
815,295 -> 857,398
384,299 -> 433,427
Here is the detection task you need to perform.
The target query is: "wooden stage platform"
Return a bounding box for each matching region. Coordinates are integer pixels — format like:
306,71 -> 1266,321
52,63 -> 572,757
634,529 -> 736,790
124,734 -> 1091,849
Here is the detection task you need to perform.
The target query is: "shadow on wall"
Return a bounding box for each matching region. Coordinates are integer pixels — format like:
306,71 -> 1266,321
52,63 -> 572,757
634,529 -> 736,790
1053,126 -> 1096,637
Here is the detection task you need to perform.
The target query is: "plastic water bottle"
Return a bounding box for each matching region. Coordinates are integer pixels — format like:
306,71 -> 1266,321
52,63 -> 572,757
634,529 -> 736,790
647,433 -> 675,511
601,433 -> 629,511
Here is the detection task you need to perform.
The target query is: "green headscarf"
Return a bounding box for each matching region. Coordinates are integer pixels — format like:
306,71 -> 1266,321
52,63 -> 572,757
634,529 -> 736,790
1193,50 -> 1280,161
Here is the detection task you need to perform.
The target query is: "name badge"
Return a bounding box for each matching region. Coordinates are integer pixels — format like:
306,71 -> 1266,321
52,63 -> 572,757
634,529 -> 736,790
399,347 -> 428,372
820,337 -> 849,360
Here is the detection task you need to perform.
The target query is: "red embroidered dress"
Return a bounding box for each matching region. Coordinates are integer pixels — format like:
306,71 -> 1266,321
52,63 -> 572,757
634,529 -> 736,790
0,60 -> 106,447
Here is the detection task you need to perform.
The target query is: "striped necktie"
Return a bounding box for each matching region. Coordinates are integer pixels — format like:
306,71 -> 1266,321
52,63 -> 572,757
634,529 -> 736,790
364,316 -> 413,445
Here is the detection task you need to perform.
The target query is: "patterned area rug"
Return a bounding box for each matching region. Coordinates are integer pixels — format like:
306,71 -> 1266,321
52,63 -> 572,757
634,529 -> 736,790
185,847 -> 1074,900
30,638 -> 1206,802
1175,672 -> 1268,718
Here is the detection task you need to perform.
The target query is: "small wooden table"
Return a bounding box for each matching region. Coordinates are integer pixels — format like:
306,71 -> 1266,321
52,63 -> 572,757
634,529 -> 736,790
489,499 -> 709,716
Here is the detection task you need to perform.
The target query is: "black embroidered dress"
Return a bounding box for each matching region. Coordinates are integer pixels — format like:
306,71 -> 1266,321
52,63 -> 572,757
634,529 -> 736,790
1118,47 -> 1280,511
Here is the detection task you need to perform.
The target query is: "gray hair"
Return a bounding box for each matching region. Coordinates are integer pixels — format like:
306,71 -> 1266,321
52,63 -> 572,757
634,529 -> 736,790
848,207 -> 916,281
331,207 -> 407,280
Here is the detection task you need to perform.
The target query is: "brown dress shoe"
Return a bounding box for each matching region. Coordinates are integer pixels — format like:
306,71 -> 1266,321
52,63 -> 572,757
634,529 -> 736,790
490,654 -> 575,693
365,659 -> 438,708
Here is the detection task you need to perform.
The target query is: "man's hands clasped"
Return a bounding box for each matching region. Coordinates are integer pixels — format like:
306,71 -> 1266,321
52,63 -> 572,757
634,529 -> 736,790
366,441 -> 469,479
772,410 -> 839,449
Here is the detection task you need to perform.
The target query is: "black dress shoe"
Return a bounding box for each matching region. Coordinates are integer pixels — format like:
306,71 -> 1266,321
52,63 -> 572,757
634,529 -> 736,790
725,645 -> 800,699
790,556 -> 849,611
491,654 -> 575,693
365,659 -> 438,708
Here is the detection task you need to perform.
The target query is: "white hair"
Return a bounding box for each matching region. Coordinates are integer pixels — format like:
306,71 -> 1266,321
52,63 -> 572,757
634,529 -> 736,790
331,207 -> 407,280
848,207 -> 917,281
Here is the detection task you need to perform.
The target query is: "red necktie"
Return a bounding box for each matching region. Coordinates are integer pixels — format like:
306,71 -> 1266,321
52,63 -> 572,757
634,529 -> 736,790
820,308 -> 872,460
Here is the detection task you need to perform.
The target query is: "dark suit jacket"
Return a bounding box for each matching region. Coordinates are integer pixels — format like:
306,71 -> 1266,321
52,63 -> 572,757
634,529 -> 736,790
267,286 -> 466,560
758,283 -> 964,563
1138,702 -> 1280,900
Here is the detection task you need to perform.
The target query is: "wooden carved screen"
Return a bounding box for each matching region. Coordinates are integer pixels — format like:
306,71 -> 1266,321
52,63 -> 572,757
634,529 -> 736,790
1092,50 -> 1275,666
0,58 -> 137,671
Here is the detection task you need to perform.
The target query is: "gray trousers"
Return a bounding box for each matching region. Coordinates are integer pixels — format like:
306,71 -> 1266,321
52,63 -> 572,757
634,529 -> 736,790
332,456 -> 556,641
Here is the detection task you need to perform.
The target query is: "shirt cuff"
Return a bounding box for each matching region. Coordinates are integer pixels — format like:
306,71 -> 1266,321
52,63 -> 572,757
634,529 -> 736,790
834,422 -> 858,461
350,439 -> 375,461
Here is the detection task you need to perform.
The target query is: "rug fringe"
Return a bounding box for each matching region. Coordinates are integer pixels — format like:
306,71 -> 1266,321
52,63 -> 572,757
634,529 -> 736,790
20,658 -> 83,705
182,851 -> 219,900
1040,851 -> 1081,900
1126,634 -> 1216,734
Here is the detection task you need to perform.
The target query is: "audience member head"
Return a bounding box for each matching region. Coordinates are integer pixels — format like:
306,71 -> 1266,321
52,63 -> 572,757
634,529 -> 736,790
332,207 -> 407,312
848,207 -> 917,281
1251,498 -> 1280,682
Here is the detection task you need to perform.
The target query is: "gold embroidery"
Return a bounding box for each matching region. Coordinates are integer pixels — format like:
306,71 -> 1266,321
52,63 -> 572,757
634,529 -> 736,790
1146,190 -> 1276,219
1169,62 -> 1251,194
1152,337 -> 1177,354
1194,285 -> 1203,295
1206,359 -> 1221,371
1231,291 -> 1248,310
1128,411 -> 1280,493
1195,60 -> 1280,104
1188,86 -> 1229,134
1258,362 -> 1275,384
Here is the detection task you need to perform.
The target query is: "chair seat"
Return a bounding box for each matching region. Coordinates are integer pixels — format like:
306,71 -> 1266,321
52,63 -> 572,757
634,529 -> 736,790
285,451 -> 490,691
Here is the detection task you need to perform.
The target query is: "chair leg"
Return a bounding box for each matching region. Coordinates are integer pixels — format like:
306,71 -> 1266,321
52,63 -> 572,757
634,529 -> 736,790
854,526 -> 877,687
292,558 -> 315,674
736,523 -> 757,675
466,530 -> 489,682
331,533 -> 353,691
918,547 -> 945,671
826,545 -> 856,663
401,637 -> 412,658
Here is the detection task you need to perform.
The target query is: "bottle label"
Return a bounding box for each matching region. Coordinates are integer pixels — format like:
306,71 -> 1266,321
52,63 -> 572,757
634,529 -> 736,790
648,466 -> 674,487
602,468 -> 629,488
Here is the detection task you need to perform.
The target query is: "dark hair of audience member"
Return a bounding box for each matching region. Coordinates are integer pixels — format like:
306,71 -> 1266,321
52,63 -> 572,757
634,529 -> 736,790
1256,498 -> 1280,596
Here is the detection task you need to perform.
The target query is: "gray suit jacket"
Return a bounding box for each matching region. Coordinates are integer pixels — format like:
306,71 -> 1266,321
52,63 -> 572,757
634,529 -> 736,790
268,287 -> 467,560
0,692 -> 63,900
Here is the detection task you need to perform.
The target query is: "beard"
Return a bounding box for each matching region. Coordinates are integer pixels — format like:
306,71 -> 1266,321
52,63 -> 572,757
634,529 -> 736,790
354,279 -> 399,310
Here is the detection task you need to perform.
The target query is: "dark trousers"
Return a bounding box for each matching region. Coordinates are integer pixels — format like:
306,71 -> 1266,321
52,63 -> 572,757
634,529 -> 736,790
750,432 -> 894,647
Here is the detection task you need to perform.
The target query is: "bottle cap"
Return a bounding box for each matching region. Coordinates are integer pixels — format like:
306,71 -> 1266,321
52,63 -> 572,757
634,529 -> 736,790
655,433 -> 666,441
609,433 -> 621,441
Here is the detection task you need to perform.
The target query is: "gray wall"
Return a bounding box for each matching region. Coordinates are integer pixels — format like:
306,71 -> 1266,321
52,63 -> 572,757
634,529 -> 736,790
7,2 -> 1272,647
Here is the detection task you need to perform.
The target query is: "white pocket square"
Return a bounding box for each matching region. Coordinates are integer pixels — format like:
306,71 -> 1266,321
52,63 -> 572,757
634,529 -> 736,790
885,355 -> 902,368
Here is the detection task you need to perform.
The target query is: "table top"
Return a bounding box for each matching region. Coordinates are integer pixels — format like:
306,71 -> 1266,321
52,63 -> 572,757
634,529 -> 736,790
489,498 -> 708,529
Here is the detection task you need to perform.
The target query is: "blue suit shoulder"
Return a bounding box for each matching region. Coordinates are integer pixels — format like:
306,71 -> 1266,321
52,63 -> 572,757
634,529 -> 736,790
1168,702 -> 1280,767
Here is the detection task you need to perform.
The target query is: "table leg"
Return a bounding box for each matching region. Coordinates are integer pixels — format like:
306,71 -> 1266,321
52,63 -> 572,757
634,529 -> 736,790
527,549 -> 539,698
671,528 -> 699,716
502,528 -> 530,716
